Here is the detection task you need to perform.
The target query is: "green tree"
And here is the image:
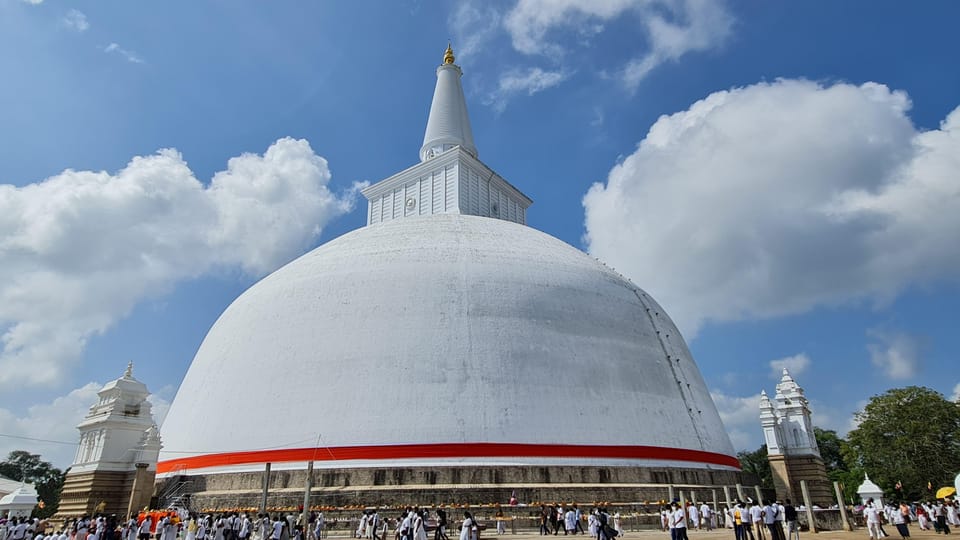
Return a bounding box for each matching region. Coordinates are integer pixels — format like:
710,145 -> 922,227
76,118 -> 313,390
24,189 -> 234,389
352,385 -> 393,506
813,426 -> 863,503
814,427 -> 847,472
738,444 -> 773,489
844,386 -> 960,501
0,451 -> 67,519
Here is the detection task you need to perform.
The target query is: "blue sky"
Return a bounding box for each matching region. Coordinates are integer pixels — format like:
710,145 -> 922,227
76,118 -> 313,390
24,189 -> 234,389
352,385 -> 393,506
1,0 -> 959,468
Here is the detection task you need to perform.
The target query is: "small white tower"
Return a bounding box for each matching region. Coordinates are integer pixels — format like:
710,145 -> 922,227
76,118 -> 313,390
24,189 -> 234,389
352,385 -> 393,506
362,44 -> 532,227
764,369 -> 820,457
56,363 -> 162,518
759,369 -> 832,505
857,473 -> 884,505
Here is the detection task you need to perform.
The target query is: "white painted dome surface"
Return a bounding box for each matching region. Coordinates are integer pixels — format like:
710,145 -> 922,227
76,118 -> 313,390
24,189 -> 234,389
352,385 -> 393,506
159,215 -> 737,474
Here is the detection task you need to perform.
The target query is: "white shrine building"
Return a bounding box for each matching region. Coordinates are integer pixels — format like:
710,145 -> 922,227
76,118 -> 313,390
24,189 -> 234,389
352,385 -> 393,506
760,369 -> 833,504
56,363 -> 162,518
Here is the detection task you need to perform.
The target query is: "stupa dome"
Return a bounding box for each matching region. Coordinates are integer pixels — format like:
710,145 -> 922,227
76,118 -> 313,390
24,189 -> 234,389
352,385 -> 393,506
159,214 -> 737,475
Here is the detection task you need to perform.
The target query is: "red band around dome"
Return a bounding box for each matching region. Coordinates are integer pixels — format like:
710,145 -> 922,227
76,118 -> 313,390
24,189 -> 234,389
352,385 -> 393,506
157,442 -> 740,474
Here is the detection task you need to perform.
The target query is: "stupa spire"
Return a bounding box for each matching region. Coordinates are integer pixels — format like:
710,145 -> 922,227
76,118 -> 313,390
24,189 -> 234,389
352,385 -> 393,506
420,43 -> 477,162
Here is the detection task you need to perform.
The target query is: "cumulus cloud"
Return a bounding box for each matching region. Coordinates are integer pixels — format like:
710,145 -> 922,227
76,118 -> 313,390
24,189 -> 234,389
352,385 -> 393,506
104,42 -> 144,64
951,383 -> 960,402
0,383 -> 100,468
487,67 -> 569,112
450,0 -> 732,106
584,79 -> 960,337
62,9 -> 89,32
769,353 -> 811,379
711,391 -> 761,450
0,137 -> 361,386
867,330 -> 921,379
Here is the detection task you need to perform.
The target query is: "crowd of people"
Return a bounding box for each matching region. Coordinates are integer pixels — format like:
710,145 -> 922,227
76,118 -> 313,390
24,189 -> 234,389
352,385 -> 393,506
1,495 -> 958,540
861,498 -> 959,539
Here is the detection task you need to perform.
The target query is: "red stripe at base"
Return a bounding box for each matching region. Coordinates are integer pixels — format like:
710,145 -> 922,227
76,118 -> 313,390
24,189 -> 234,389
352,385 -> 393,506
157,443 -> 740,474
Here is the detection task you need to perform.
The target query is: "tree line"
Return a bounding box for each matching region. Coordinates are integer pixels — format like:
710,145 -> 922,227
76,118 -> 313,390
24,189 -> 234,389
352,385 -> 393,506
0,450 -> 66,519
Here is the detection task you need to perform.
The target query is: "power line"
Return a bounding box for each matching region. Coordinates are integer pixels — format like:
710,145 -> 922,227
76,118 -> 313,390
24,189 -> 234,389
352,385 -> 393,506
0,433 -> 76,446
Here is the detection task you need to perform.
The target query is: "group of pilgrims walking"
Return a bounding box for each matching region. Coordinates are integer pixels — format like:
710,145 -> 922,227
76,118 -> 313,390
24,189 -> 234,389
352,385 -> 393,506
7,494 -> 959,540
862,497 -> 960,539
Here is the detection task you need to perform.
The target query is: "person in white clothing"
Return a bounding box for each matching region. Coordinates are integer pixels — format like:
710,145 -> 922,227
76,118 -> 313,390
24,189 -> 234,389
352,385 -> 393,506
459,512 -> 478,540
864,499 -> 882,540
314,514 -> 325,540
138,517 -> 153,540
750,504 -> 765,540
699,503 -> 712,531
948,502 -> 959,527
688,505 -> 699,530
672,504 -> 688,540
762,502 -> 783,540
564,509 -> 576,535
775,502 -> 786,539
271,517 -> 284,540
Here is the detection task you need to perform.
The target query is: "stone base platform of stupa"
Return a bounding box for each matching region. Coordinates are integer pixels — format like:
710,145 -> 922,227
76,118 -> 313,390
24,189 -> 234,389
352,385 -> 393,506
160,465 -> 758,511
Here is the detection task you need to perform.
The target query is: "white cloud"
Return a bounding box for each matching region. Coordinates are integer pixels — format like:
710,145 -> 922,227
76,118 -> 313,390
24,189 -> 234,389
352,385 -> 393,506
711,391 -> 762,451
583,79 -> 960,337
769,353 -> 810,379
618,0 -> 732,90
951,383 -> 960,402
104,42 -> 144,64
487,67 -> 569,112
0,383 -> 100,469
450,0 -> 732,108
62,9 -> 89,32
448,1 -> 502,61
21,0 -> 44,4
503,0 -> 732,88
867,330 -> 921,380
0,137 -> 362,387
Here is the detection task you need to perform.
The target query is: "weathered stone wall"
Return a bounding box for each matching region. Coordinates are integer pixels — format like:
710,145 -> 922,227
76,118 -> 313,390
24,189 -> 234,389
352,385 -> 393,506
159,465 -> 758,512
798,509 -> 850,531
769,454 -> 833,506
56,469 -> 135,519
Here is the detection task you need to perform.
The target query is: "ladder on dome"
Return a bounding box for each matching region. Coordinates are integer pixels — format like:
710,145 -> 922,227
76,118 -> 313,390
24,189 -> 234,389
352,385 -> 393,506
158,464 -> 193,511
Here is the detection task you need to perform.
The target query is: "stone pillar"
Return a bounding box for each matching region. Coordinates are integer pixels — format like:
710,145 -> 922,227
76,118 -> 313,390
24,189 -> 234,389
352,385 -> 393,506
126,463 -> 151,518
754,485 -> 764,505
736,484 -> 745,501
302,461 -> 314,527
723,486 -> 732,507
834,482 -> 852,531
668,485 -> 675,503
800,481 -> 816,534
260,462 -> 271,513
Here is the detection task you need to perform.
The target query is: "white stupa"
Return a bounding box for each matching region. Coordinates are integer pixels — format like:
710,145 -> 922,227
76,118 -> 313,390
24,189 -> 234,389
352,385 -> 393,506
0,482 -> 38,518
158,46 -> 739,507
